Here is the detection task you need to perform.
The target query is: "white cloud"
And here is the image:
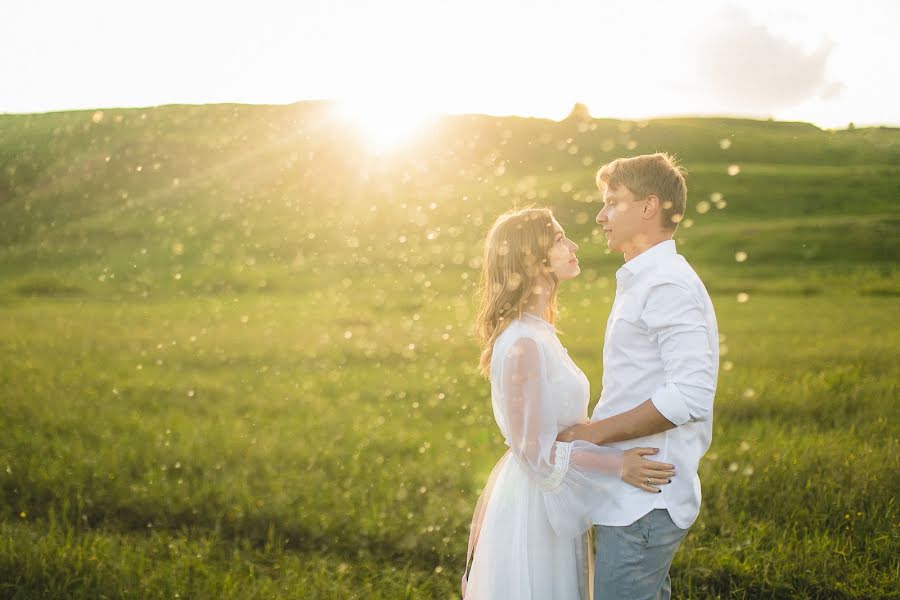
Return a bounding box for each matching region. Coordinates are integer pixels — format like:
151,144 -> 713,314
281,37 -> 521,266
689,7 -> 843,112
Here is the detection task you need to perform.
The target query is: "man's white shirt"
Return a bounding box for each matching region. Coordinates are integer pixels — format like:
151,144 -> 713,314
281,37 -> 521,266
590,239 -> 719,529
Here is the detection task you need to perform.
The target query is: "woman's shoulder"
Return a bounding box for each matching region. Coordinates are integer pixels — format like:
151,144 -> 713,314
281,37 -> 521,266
501,314 -> 545,333
490,318 -> 560,379
495,316 -> 555,351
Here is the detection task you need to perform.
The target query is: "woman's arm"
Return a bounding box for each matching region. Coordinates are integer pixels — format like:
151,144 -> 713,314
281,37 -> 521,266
502,338 -> 670,485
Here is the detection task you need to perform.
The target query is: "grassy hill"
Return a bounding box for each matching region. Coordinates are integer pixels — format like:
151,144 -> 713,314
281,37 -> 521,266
1,103 -> 898,598
1,102 -> 897,301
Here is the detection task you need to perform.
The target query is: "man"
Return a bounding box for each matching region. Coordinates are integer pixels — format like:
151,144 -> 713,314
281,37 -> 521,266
558,153 -> 719,600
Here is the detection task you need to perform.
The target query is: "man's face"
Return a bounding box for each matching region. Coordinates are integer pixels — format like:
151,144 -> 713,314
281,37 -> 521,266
595,184 -> 649,256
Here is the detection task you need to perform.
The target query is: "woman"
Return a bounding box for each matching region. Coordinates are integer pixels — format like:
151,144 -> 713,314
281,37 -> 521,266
462,207 -> 675,599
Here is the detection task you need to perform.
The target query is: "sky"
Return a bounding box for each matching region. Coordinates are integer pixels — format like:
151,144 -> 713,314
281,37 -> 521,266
2,0 -> 899,129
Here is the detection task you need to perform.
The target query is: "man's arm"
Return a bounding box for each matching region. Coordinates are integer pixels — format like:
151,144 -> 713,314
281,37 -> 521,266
559,282 -> 716,445
558,399 -> 675,444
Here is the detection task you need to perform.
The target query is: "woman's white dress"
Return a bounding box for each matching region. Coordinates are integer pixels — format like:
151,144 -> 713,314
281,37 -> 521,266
463,314 -> 624,600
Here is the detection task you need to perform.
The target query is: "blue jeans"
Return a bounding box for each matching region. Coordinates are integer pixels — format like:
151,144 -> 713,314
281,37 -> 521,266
594,509 -> 689,600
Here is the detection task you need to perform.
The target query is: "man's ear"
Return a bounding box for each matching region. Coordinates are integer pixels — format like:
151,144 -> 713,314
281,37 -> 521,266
643,195 -> 661,220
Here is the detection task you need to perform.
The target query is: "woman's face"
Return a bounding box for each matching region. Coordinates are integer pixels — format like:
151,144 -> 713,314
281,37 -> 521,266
546,217 -> 580,282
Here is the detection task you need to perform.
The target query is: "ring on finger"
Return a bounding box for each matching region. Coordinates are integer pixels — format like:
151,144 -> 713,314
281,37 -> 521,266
645,477 -> 651,485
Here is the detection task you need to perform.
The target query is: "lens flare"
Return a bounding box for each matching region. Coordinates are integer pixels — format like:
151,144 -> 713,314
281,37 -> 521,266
335,97 -> 435,153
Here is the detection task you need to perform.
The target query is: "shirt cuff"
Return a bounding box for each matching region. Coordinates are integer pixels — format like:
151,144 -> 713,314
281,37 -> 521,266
650,383 -> 691,426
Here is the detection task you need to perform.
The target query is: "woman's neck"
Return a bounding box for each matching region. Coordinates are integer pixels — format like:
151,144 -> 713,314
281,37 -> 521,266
522,278 -> 551,319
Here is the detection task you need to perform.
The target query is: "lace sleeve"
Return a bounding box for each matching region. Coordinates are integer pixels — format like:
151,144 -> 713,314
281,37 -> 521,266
498,335 -> 624,538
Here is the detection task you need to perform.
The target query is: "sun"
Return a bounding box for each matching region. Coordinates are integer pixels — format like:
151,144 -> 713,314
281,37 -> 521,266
334,97 -> 435,153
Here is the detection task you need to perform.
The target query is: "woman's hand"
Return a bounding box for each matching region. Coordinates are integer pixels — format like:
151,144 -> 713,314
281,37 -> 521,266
621,448 -> 675,493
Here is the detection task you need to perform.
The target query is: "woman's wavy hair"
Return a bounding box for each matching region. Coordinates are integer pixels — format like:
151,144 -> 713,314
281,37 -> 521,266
473,207 -> 559,377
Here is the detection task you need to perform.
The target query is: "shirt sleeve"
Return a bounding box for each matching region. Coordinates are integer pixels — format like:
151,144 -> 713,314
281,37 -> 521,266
499,335 -> 623,538
642,283 -> 717,426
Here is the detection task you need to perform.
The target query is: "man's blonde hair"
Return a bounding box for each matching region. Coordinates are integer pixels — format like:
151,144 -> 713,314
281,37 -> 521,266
595,153 -> 687,230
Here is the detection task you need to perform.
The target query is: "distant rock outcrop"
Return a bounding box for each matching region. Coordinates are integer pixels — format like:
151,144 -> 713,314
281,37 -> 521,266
565,102 -> 591,122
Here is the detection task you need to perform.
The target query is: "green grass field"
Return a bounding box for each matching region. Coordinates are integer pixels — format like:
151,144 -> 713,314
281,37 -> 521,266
1,103 -> 898,598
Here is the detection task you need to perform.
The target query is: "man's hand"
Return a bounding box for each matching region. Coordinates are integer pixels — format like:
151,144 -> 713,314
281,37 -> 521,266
557,421 -> 594,443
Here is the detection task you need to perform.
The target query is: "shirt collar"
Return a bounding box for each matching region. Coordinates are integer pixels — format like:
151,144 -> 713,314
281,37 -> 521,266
616,239 -> 677,281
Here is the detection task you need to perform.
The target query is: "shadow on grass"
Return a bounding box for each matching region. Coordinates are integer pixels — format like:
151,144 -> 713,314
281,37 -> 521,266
13,276 -> 86,297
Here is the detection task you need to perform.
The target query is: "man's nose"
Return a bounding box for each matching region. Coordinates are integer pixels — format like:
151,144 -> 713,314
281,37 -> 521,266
596,208 -> 606,224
